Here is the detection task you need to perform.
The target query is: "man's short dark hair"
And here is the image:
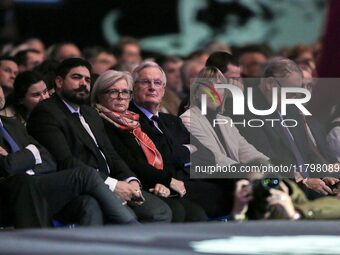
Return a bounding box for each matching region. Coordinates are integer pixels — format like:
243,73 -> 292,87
160,56 -> 182,69
205,51 -> 238,73
83,47 -> 113,62
237,44 -> 269,58
0,56 -> 17,65
13,71 -> 44,100
14,49 -> 41,66
56,58 -> 92,78
115,37 -> 140,57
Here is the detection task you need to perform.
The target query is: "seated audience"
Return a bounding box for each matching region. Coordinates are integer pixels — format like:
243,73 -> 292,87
0,83 -> 138,228
91,70 -> 207,222
234,57 -> 339,197
129,60 -> 239,217
27,58 -> 172,223
180,66 -> 270,167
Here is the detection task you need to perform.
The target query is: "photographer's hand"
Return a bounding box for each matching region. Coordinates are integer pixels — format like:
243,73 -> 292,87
267,188 -> 297,220
231,179 -> 253,220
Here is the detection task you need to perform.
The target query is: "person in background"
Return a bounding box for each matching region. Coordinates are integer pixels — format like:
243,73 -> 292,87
288,44 -> 316,76
177,59 -> 205,116
83,47 -> 117,76
33,59 -> 59,95
14,49 -> 44,73
47,42 -> 81,62
113,37 -> 142,73
160,56 -> 183,115
237,44 -> 268,88
0,71 -> 49,125
0,56 -> 18,97
23,38 -> 46,56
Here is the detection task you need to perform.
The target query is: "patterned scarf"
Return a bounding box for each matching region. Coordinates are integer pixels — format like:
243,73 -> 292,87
95,104 -> 163,170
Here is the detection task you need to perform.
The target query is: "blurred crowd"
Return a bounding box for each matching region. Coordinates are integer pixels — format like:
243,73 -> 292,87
0,33 -> 340,229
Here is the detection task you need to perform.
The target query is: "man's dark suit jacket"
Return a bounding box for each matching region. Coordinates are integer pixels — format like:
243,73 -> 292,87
0,116 -> 56,178
27,95 -> 135,181
128,103 -> 234,217
129,102 -> 214,178
234,88 -> 331,167
0,116 -> 57,227
104,120 -> 172,189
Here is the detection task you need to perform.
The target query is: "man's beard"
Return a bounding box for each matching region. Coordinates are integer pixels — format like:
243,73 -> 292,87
61,86 -> 90,105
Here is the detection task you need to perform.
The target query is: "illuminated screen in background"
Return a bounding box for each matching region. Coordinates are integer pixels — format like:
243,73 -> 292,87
12,0 -> 326,55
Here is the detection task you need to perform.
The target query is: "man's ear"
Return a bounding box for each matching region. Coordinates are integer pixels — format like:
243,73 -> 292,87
265,77 -> 275,91
55,76 -> 63,89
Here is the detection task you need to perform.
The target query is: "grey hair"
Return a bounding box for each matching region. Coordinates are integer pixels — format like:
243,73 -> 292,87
131,60 -> 167,86
190,66 -> 227,111
262,57 -> 302,78
91,70 -> 133,106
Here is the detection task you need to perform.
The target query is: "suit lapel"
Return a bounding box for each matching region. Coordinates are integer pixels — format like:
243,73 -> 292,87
54,95 -> 101,156
129,102 -> 163,136
1,117 -> 24,150
251,89 -> 299,160
80,106 -> 104,149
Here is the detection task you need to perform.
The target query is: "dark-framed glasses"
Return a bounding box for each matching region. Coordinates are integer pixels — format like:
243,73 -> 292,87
135,79 -> 164,87
104,89 -> 132,99
274,78 -> 305,99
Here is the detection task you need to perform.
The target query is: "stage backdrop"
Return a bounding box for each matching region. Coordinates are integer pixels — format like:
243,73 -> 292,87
12,0 -> 326,54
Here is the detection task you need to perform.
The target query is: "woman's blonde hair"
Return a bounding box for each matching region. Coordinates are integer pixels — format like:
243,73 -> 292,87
91,70 -> 133,106
190,66 -> 227,112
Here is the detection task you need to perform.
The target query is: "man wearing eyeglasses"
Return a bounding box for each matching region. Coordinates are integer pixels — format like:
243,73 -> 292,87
27,58 -> 172,224
130,61 -> 197,171
235,57 -> 339,198
129,61 -> 226,216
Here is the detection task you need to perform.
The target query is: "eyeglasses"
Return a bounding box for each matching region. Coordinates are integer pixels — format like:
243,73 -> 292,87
135,79 -> 164,87
104,89 -> 132,99
274,78 -> 305,99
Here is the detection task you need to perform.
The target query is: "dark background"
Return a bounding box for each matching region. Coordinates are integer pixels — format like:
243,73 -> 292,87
13,0 -> 179,47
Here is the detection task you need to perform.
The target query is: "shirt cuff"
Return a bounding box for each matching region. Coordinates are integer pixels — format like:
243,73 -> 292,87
105,177 -> 118,191
183,144 -> 197,154
125,177 -> 140,185
294,172 -> 304,183
26,144 -> 42,165
26,170 -> 35,175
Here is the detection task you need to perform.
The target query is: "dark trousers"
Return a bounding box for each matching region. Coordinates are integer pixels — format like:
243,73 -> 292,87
129,191 -> 172,223
0,168 -> 138,228
184,180 -> 235,218
160,197 -> 207,222
55,195 -> 104,226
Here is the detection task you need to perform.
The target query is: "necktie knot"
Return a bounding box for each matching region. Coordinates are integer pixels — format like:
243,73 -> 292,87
73,112 -> 80,119
151,115 -> 159,122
